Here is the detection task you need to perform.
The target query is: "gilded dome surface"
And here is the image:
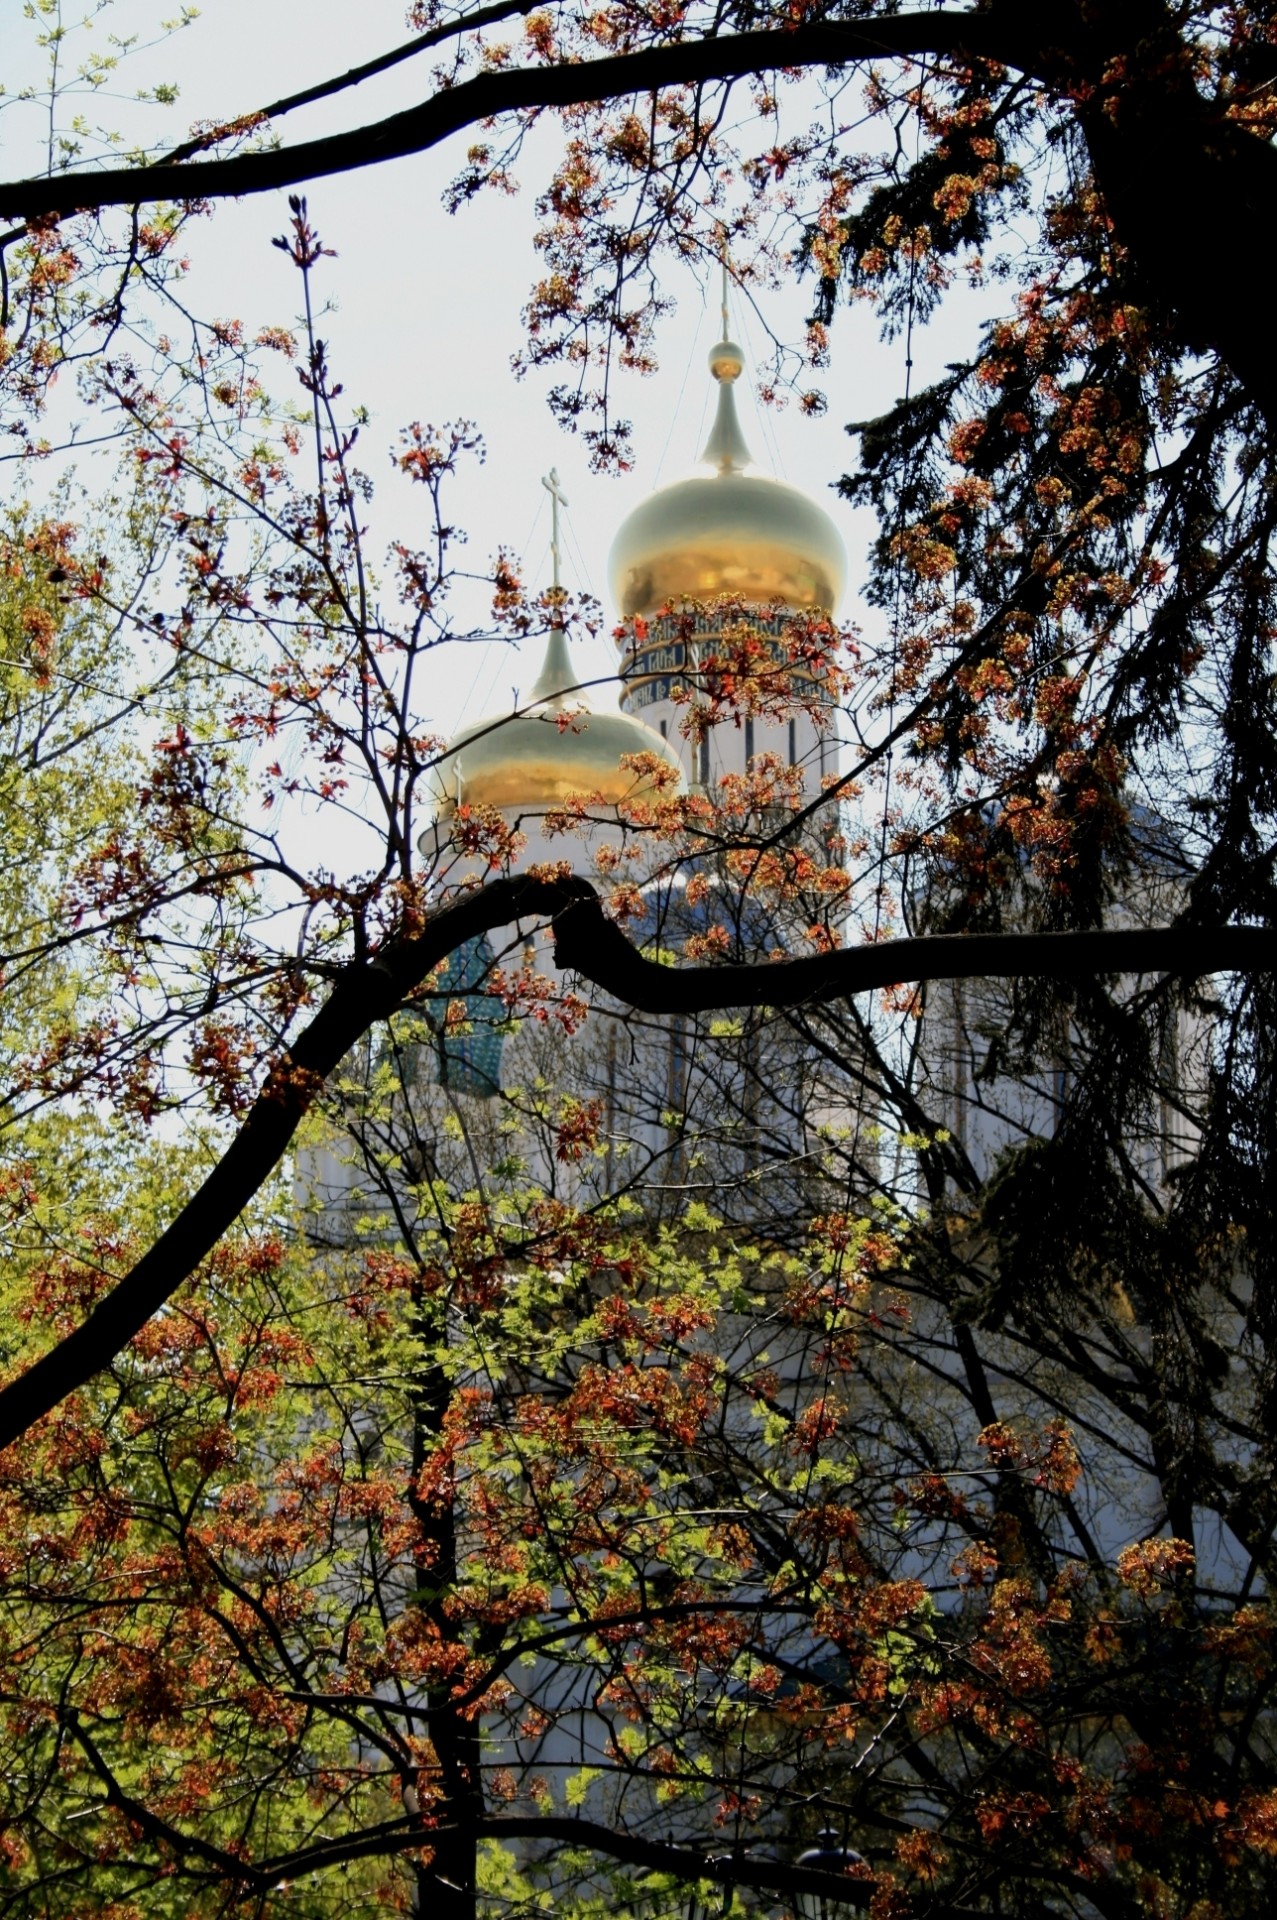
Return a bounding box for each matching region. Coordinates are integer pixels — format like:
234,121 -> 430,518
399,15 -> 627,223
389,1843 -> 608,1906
428,626 -> 684,818
608,341 -> 847,621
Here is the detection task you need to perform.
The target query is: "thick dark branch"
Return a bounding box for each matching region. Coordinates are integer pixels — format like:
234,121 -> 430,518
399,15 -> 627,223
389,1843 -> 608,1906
552,902 -> 1274,1015
476,1817 -> 1016,1917
0,876 -> 1267,1456
5,8 -> 1272,426
0,873 -> 570,1455
255,1810 -> 1000,1915
482,1818 -> 868,1907
0,17 -> 1000,223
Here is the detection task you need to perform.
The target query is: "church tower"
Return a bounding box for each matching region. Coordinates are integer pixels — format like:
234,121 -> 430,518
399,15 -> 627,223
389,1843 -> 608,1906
421,469 -> 683,872
608,292 -> 846,793
307,311 -> 857,1219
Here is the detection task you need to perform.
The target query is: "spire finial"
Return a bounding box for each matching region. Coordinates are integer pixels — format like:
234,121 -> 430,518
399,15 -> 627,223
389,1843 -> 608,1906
530,467 -> 581,708
542,466 -> 568,595
702,248 -> 751,471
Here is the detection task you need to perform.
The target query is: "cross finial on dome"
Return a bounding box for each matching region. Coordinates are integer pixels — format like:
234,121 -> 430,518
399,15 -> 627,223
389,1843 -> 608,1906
542,466 -> 568,595
530,467 -> 578,706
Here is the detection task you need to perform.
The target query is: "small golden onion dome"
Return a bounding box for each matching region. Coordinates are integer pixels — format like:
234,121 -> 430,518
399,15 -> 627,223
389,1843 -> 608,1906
428,624 -> 684,818
608,338 -> 847,620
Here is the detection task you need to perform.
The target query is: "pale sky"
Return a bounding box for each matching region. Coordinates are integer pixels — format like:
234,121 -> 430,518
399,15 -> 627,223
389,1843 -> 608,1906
3,1 -> 985,739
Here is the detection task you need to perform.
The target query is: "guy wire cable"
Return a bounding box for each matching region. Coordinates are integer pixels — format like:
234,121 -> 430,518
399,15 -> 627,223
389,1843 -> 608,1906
651,285 -> 702,488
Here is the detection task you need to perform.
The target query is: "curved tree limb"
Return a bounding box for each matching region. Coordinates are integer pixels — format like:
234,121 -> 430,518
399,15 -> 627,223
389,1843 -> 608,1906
0,868 -> 1269,1456
552,900 -> 1274,1015
249,1809 -> 1004,1915
0,17 -> 1010,223
0,872 -> 566,1454
2,9 -> 1274,426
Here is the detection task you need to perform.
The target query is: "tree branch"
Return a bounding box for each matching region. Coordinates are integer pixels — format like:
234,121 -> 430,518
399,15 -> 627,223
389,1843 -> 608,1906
551,900 -> 1275,1015
5,8 -> 1273,427
0,874 -> 1267,1456
0,873 -> 568,1454
475,1816 -> 1020,1917
160,0 -> 546,163
251,1809 -> 1006,1915
0,17 -> 1001,223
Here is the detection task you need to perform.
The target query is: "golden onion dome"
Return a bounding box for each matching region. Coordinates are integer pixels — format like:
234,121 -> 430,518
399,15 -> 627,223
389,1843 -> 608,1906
428,624 -> 684,818
608,337 -> 847,621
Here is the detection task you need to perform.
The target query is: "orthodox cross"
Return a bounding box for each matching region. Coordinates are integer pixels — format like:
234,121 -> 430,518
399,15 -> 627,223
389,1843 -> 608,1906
721,252 -> 731,340
542,467 -> 568,595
